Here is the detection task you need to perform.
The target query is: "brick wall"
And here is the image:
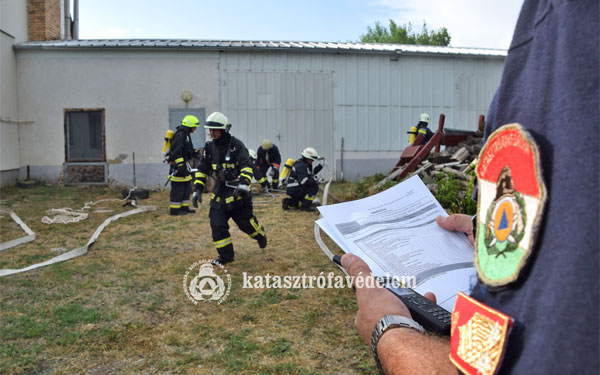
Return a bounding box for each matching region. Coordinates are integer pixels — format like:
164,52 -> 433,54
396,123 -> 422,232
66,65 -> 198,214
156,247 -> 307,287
27,0 -> 61,41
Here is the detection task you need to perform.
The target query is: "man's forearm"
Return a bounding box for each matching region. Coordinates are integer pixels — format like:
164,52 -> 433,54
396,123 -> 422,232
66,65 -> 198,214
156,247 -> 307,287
377,328 -> 455,375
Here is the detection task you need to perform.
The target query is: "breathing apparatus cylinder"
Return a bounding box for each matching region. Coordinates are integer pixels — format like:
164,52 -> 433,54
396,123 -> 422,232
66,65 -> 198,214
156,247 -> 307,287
162,129 -> 175,158
407,126 -> 417,144
279,158 -> 294,183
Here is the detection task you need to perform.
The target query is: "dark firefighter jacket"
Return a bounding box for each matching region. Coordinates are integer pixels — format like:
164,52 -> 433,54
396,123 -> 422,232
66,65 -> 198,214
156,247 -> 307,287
169,126 -> 195,182
257,145 -> 282,169
251,159 -> 268,186
416,121 -> 434,143
194,133 -> 254,210
286,158 -> 320,190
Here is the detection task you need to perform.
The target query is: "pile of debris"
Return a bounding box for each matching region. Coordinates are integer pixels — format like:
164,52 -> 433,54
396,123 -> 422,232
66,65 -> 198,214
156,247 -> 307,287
415,134 -> 483,194
375,133 -> 483,194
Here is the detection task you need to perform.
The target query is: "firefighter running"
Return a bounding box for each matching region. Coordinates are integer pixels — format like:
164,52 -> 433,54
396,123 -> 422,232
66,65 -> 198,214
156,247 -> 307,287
193,112 -> 267,265
282,147 -> 323,212
256,139 -> 281,191
168,115 -> 199,216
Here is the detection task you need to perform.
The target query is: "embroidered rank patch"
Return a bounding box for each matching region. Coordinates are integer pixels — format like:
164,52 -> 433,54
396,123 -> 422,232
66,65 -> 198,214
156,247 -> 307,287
450,292 -> 514,375
475,123 -> 547,287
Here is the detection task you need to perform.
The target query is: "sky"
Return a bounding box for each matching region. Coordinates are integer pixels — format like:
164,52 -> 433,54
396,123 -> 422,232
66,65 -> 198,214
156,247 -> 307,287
78,0 -> 524,50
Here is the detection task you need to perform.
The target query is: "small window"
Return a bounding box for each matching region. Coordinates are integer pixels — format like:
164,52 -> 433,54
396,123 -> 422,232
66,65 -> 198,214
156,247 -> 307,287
65,109 -> 105,161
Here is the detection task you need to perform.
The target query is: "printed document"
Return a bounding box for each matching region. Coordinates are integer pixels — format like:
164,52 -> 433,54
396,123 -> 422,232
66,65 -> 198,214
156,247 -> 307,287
317,176 -> 477,311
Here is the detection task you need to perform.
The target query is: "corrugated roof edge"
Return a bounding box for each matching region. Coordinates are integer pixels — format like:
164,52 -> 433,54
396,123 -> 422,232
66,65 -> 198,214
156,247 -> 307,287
14,39 -> 507,57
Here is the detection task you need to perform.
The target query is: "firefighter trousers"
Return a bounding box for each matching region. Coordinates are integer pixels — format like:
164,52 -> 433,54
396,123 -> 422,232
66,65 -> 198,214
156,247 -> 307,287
170,180 -> 191,214
209,200 -> 266,262
285,184 -> 318,208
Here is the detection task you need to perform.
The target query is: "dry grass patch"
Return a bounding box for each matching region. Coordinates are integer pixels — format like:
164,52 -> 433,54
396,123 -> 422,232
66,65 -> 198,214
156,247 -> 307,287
0,184 -> 375,374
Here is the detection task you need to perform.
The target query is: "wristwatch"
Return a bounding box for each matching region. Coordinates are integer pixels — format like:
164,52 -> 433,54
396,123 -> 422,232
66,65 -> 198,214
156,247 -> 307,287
371,314 -> 425,374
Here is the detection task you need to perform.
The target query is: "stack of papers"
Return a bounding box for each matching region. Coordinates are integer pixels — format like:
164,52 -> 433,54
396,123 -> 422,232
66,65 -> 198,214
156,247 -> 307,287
317,176 -> 477,311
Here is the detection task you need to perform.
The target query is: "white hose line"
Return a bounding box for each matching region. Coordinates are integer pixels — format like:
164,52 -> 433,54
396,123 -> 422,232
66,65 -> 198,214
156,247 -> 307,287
0,205 -> 156,277
313,177 -> 349,276
0,209 -> 36,252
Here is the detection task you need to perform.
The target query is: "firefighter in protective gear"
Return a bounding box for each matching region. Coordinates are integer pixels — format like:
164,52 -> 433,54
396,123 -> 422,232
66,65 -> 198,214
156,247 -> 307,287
193,112 -> 267,265
248,149 -> 270,191
256,139 -> 282,190
283,147 -> 323,212
415,113 -> 433,143
168,115 -> 199,215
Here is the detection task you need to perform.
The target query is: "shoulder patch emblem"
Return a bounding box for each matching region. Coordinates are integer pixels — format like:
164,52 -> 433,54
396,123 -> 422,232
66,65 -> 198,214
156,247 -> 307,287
450,292 -> 514,375
475,123 -> 546,287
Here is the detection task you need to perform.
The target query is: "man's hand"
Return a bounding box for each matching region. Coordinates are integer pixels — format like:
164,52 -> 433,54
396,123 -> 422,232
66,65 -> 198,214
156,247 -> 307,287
342,253 -> 436,344
436,214 -> 475,245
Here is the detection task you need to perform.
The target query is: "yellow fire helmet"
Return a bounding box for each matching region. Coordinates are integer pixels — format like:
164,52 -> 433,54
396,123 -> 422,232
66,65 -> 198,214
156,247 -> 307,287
181,115 -> 200,128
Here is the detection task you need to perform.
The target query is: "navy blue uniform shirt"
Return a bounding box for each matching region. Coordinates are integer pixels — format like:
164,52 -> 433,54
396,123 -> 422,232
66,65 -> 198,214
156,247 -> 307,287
468,0 -> 599,373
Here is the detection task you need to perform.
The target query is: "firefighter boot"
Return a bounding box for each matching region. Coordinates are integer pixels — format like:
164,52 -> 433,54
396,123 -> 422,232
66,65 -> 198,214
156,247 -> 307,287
170,207 -> 188,216
282,197 -> 291,210
257,233 -> 267,249
300,199 -> 316,212
181,206 -> 196,214
214,256 -> 233,265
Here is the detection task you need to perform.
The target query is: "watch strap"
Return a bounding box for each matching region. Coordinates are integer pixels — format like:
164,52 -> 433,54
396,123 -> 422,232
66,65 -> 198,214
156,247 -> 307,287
371,314 -> 425,374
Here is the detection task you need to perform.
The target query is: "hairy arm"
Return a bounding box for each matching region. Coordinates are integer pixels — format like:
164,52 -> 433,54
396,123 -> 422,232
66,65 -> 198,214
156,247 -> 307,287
342,253 -> 456,375
377,328 -> 455,375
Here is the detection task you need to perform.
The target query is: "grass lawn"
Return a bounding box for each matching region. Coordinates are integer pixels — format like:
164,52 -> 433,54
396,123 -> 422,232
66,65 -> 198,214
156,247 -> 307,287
0,183 -> 376,374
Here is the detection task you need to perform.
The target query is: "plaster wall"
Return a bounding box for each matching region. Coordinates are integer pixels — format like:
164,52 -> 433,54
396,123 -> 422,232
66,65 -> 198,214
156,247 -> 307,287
16,49 -> 220,186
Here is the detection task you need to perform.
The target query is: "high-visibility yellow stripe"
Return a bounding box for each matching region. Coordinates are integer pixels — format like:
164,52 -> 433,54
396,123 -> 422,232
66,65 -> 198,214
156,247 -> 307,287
304,195 -> 315,201
169,203 -> 182,208
257,177 -> 266,184
241,167 -> 253,173
240,173 -> 252,181
169,175 -> 192,182
194,180 -> 206,186
175,157 -> 184,164
214,237 -> 232,248
418,129 -> 427,135
195,172 -> 207,178
212,164 -> 217,170
249,218 -> 265,236
225,196 -> 234,203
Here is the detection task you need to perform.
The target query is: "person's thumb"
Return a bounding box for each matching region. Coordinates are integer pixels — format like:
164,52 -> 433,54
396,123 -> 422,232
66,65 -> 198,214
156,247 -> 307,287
341,254 -> 371,279
424,292 -> 437,304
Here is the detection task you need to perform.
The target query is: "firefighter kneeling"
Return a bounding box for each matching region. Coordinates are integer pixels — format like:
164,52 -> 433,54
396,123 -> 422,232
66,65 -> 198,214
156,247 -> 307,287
193,112 -> 267,265
283,147 -> 323,212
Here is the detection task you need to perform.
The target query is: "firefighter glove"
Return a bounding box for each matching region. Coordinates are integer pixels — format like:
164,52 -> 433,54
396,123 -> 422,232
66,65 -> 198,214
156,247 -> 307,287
192,191 -> 200,207
237,183 -> 251,199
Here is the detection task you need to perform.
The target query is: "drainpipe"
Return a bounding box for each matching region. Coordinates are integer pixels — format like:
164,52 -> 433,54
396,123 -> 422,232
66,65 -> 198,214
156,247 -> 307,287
72,0 -> 79,40
63,0 -> 71,40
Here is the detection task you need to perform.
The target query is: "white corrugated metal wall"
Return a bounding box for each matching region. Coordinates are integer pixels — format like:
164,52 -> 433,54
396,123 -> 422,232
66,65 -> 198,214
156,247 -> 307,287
220,51 -> 504,180
220,52 -> 335,175
334,54 -> 503,151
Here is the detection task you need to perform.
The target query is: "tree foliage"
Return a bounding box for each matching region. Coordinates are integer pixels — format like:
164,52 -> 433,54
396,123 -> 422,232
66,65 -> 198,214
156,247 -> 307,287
360,20 -> 451,46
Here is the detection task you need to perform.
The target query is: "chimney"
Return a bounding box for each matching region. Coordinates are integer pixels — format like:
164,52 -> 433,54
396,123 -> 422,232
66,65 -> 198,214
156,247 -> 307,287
27,0 -> 62,41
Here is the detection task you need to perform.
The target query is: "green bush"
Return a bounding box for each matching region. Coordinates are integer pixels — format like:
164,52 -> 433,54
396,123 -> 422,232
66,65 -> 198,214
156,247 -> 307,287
435,173 -> 477,215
